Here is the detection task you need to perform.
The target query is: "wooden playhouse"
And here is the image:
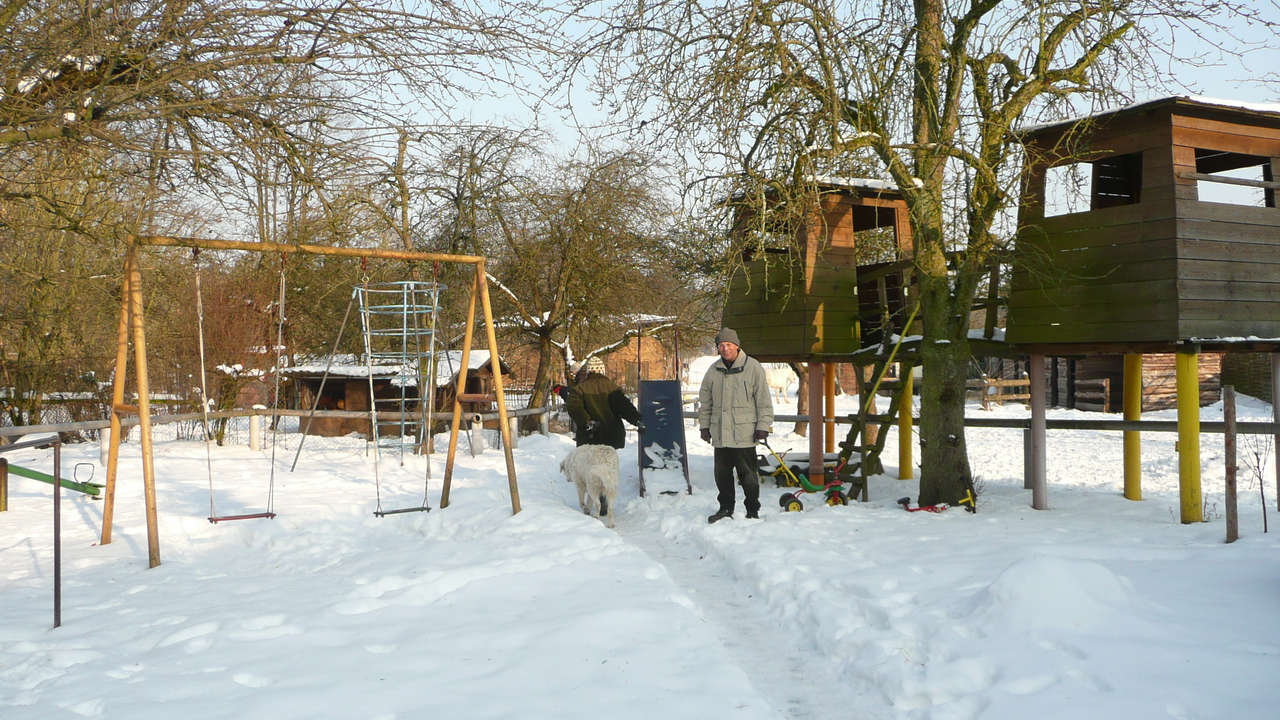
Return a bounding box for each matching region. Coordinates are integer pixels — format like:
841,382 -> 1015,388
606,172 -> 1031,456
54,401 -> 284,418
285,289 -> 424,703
1007,95 -> 1280,521
719,177 -> 916,492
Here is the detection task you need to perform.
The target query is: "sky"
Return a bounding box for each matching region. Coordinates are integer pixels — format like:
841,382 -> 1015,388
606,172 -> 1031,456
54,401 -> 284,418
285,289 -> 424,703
3,369 -> 1277,719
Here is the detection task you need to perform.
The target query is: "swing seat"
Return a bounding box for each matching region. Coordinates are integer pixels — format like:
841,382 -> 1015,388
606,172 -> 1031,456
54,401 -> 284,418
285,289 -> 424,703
208,512 -> 277,524
373,506 -> 431,517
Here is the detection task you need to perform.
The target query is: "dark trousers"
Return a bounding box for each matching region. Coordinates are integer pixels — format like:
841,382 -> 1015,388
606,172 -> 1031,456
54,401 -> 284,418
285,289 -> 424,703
713,446 -> 760,515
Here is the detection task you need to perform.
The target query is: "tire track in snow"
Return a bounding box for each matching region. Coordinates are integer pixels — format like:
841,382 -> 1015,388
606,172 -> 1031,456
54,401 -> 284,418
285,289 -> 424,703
615,510 -> 889,720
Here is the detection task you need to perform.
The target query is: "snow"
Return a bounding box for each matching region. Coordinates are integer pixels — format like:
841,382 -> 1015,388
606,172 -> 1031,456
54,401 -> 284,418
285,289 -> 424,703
286,350 -> 496,387
3,391 -> 1278,719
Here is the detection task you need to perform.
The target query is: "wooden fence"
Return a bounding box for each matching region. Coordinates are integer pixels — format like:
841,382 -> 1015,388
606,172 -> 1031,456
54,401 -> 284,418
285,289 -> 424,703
972,376 -> 1110,412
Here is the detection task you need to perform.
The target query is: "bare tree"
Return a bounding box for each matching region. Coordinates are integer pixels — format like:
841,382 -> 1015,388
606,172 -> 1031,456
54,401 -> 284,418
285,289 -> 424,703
1,0 -> 561,235
481,148 -> 692,412
579,0 -> 1277,506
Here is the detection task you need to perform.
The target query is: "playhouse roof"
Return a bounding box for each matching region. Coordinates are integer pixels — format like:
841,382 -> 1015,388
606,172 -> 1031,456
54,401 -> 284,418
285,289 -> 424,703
1017,95 -> 1280,137
724,175 -> 903,205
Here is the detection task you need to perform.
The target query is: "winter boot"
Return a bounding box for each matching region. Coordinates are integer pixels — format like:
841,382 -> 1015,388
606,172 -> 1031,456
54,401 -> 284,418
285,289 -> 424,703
707,509 -> 733,524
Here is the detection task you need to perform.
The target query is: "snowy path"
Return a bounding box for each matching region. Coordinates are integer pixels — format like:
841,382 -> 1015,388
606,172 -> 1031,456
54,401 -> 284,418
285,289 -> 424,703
615,502 -> 890,720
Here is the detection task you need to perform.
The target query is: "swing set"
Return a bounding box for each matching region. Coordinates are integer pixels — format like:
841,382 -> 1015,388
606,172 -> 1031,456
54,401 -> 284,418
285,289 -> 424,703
102,236 -> 520,568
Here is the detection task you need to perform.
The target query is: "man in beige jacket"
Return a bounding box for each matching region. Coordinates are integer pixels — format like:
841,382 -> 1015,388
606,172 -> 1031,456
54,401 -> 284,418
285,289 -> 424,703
698,327 -> 774,523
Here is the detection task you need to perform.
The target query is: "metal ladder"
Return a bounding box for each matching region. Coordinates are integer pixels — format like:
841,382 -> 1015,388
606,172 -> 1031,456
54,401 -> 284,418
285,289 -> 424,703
356,281 -> 444,466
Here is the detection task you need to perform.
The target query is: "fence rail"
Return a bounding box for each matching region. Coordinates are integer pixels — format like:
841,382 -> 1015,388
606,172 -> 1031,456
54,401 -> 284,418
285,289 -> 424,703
0,405 -> 554,440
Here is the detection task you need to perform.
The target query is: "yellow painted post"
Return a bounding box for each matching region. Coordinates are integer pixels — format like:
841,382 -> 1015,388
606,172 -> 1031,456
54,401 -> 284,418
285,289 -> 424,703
1175,350 -> 1203,523
1122,353 -> 1142,500
898,367 -> 913,479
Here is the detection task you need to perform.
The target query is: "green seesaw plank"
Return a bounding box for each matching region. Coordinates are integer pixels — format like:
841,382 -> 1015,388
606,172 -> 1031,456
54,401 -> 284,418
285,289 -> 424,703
6,464 -> 102,497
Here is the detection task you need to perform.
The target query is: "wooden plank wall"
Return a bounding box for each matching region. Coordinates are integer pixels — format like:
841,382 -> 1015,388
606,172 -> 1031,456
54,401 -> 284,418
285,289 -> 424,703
1011,103 -> 1280,346
1071,353 -> 1222,411
1171,112 -> 1280,339
1008,109 -> 1182,345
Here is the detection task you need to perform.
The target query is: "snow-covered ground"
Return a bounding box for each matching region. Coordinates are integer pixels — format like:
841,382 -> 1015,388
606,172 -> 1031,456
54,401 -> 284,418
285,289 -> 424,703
3,389 -> 1277,719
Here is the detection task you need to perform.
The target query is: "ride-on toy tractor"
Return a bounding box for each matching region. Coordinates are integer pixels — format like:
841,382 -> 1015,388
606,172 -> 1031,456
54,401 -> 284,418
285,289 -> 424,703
758,439 -> 858,512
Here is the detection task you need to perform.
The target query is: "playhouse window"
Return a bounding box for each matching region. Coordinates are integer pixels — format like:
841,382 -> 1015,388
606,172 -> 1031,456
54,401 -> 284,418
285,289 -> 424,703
1044,151 -> 1142,216
1194,150 -> 1274,208
1090,152 -> 1142,208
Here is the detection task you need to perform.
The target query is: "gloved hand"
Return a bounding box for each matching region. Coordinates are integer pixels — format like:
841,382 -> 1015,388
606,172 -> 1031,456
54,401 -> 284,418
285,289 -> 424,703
753,429 -> 769,443
700,427 -> 712,443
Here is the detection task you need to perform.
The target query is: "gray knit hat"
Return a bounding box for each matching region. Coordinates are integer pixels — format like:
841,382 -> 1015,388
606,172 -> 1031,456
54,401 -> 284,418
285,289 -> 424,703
714,327 -> 741,347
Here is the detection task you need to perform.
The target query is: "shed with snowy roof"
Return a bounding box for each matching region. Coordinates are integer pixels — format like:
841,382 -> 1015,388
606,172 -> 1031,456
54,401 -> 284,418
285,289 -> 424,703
285,351 -> 512,437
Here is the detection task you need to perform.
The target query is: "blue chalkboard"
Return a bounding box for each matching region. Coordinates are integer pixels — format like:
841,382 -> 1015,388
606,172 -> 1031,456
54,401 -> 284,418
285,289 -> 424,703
637,380 -> 691,496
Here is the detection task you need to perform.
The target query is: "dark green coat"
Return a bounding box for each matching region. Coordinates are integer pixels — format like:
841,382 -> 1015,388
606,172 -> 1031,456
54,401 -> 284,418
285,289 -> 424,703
565,372 -> 642,448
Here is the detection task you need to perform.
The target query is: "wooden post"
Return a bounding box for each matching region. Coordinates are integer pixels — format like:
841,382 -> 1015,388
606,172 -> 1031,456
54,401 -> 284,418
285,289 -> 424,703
1176,348 -> 1203,523
824,362 -> 835,454
898,366 -> 913,480
249,412 -> 262,451
476,261 -> 521,515
1049,357 -> 1059,407
1030,354 -> 1047,510
1,457 -> 7,512
1123,353 -> 1143,501
808,362 -> 824,485
1023,428 -> 1032,490
440,271 -> 478,509
1066,358 -> 1077,408
1224,386 -> 1238,543
101,256 -> 133,546
636,322 -> 643,391
125,246 -> 162,568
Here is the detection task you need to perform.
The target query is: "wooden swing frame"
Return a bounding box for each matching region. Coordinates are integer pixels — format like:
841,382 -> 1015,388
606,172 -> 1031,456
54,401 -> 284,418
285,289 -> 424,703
102,236 -> 521,568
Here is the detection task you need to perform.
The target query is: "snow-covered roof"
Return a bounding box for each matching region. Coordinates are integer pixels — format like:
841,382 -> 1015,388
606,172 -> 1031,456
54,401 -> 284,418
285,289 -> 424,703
724,175 -> 902,205
284,350 -> 504,387
1018,95 -> 1280,136
806,175 -> 900,193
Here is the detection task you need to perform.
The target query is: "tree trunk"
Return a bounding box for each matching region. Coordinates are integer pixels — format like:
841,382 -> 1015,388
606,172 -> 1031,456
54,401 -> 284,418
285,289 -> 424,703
521,332 -> 559,433
916,272 -> 974,507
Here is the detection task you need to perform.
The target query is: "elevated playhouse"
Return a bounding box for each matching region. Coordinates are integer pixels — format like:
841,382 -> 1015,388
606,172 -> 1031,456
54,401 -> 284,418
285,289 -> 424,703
720,177 -> 917,499
1008,95 -> 1280,521
719,97 -> 1280,520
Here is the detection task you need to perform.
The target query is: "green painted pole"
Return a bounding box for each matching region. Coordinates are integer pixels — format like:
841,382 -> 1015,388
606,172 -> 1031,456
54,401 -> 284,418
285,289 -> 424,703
6,463 -> 102,497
